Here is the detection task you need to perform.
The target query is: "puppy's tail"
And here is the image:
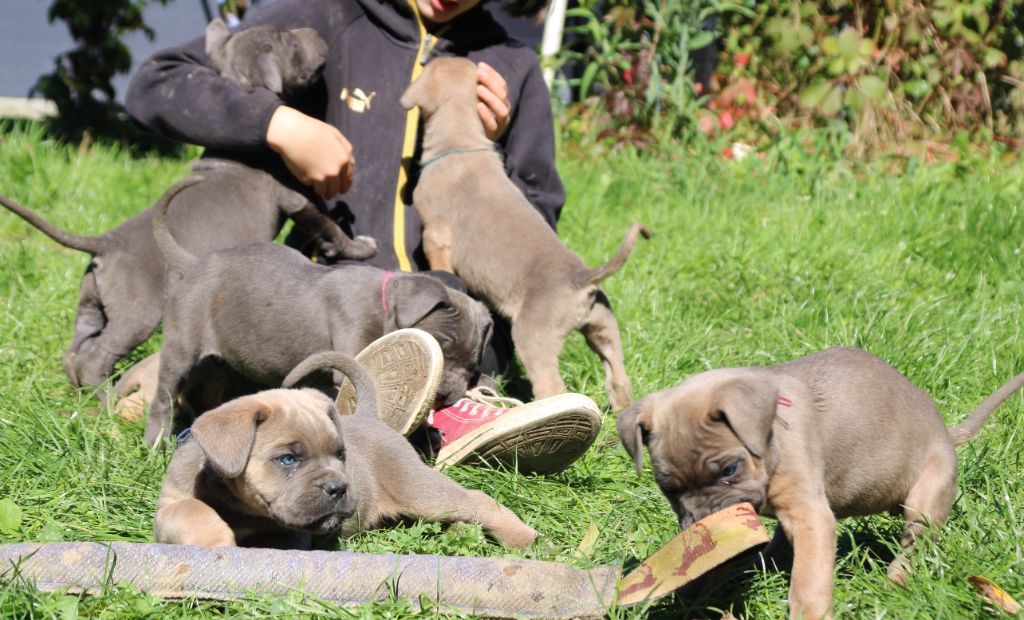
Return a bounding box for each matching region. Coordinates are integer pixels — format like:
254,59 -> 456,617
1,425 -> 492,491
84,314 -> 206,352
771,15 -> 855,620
587,222 -> 651,286
152,177 -> 204,275
0,193 -> 106,254
950,370 -> 1024,445
282,352 -> 378,419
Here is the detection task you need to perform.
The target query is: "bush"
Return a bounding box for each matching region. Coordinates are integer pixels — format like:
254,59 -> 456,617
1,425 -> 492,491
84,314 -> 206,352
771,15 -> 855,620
560,0 -> 1024,154
558,0 -> 751,148
31,0 -> 173,148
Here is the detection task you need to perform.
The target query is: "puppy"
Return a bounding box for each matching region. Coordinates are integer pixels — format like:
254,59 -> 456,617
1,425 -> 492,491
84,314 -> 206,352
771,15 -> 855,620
400,57 -> 648,411
155,351 -> 537,549
617,347 -> 1024,619
143,179 -> 492,447
0,20 -> 375,395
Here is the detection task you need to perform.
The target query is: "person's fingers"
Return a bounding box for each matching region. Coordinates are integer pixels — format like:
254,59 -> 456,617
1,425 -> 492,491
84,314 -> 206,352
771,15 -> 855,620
313,178 -> 328,198
477,62 -> 508,102
477,83 -> 509,119
478,101 -> 498,135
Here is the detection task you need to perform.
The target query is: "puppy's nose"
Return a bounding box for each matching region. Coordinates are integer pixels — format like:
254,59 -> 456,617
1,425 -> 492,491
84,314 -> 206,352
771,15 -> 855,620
320,481 -> 348,500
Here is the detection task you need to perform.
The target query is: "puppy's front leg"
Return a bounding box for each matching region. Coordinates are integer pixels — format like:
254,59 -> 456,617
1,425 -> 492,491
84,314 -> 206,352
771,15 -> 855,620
422,222 -> 454,272
155,498 -> 236,547
777,500 -> 836,620
385,462 -> 537,548
280,191 -> 377,261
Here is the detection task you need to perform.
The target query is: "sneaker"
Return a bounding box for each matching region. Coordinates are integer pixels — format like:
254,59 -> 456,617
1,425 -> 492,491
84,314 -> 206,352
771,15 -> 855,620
431,387 -> 603,475
112,352 -> 161,422
336,328 -> 443,436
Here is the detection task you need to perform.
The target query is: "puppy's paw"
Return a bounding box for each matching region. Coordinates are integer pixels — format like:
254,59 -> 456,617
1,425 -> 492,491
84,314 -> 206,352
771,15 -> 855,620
493,506 -> 538,549
346,235 -> 379,260
317,235 -> 378,261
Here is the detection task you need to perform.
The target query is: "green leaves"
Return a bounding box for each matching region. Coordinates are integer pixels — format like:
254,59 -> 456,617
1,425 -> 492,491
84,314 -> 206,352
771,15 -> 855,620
0,498 -> 22,534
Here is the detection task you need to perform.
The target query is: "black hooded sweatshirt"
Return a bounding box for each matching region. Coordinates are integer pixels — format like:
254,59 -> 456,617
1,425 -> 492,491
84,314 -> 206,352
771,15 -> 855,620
125,0 -> 564,272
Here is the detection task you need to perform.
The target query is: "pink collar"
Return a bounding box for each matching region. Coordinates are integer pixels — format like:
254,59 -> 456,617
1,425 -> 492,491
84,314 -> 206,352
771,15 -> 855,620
777,395 -> 793,408
380,271 -> 394,312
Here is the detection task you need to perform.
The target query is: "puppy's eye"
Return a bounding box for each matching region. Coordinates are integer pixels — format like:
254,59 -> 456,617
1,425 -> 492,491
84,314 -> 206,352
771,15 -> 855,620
721,462 -> 740,479
276,454 -> 298,467
336,449 -> 345,461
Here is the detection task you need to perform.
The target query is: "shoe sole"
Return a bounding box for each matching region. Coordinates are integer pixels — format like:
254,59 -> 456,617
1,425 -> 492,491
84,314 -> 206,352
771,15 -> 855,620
336,328 -> 442,436
433,393 -> 603,475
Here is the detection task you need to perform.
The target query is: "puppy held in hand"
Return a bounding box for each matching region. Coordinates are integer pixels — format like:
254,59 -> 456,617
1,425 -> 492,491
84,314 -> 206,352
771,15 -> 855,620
400,57 -> 649,410
143,181 -> 492,447
0,20 -> 374,396
155,352 -> 537,549
617,347 -> 1024,619
205,17 -> 325,96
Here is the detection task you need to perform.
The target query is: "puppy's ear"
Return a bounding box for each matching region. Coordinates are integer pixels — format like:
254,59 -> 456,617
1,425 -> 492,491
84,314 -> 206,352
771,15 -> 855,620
205,18 -> 231,71
252,54 -> 284,94
711,375 -> 778,458
617,395 -> 655,477
386,276 -> 452,330
399,74 -> 426,111
191,397 -> 271,478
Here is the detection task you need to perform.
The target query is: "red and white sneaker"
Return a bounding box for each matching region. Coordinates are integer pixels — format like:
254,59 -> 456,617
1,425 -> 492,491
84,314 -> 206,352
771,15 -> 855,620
431,387 -> 603,475
335,328 -> 443,436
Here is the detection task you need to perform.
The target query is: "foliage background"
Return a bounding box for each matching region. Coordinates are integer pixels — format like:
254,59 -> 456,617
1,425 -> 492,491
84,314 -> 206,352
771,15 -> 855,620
558,0 -> 1024,155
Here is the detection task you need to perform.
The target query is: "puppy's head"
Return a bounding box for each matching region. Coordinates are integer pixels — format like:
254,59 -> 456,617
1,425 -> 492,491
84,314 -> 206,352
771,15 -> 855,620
399,56 -> 479,120
190,388 -> 355,534
384,274 -> 493,405
205,18 -> 328,96
617,370 -> 778,528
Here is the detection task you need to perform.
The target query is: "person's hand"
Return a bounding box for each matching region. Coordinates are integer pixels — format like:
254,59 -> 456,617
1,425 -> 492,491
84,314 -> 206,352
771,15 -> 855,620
266,106 -> 354,197
476,62 -> 510,141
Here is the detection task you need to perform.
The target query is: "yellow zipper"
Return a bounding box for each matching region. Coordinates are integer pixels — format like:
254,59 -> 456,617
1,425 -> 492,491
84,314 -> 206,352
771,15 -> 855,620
392,0 -> 436,272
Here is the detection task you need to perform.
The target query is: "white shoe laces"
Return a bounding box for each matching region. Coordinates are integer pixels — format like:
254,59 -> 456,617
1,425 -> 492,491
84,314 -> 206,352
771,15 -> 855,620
453,386 -> 524,418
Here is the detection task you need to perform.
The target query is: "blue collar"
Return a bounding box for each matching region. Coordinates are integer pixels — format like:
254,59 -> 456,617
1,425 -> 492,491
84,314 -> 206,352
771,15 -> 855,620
176,427 -> 192,447
418,145 -> 498,173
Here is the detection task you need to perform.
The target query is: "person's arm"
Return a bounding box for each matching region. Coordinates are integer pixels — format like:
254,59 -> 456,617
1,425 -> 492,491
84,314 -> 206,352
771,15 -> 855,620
125,0 -> 335,153
499,62 -> 566,229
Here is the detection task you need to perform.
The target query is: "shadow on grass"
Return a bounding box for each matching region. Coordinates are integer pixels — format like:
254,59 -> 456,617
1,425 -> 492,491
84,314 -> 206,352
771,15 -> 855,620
1,116 -> 185,159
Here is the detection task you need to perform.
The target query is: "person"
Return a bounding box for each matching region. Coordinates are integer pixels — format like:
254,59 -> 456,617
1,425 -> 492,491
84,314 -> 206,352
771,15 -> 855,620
124,0 -> 602,474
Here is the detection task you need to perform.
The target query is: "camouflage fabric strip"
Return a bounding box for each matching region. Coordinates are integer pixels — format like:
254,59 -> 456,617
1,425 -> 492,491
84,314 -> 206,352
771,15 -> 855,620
0,542 -> 619,619
617,502 -> 770,606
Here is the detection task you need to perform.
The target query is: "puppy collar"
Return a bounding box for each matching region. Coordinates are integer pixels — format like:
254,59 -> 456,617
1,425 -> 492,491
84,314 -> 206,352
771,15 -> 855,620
176,427 -> 192,447
777,395 -> 793,408
418,144 -> 498,173
380,271 -> 394,312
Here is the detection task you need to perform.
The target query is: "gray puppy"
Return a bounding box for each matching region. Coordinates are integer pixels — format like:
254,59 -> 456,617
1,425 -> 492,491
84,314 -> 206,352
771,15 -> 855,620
400,57 -> 649,411
617,347 -> 1024,619
155,351 -> 536,549
0,20 -> 375,396
205,17 -> 324,97
143,179 -> 492,447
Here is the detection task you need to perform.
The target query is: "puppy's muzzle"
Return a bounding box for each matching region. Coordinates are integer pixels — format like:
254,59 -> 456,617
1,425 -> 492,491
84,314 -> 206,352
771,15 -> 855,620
677,497 -> 764,530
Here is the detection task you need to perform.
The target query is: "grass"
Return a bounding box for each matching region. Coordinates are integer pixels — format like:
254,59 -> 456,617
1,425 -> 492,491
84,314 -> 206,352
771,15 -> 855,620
1,121 -> 1022,618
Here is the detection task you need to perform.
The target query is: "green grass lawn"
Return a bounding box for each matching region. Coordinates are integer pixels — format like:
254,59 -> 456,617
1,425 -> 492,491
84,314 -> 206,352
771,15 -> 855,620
1,122 -> 1022,618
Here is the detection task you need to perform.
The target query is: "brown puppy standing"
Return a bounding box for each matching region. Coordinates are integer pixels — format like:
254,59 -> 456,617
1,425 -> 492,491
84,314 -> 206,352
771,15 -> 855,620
616,347 -> 1024,619
400,57 -> 649,410
156,351 -> 537,549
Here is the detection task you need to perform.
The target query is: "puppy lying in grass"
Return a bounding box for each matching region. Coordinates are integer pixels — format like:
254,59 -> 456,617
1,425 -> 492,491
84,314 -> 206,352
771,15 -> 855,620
156,351 -> 536,549
401,56 -> 649,411
617,347 -> 1024,619
0,19 -> 375,398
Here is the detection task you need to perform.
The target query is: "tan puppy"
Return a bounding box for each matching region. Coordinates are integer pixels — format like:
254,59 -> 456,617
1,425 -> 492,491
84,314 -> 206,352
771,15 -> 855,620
616,347 -> 1024,619
155,352 -> 537,549
400,57 -> 649,410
